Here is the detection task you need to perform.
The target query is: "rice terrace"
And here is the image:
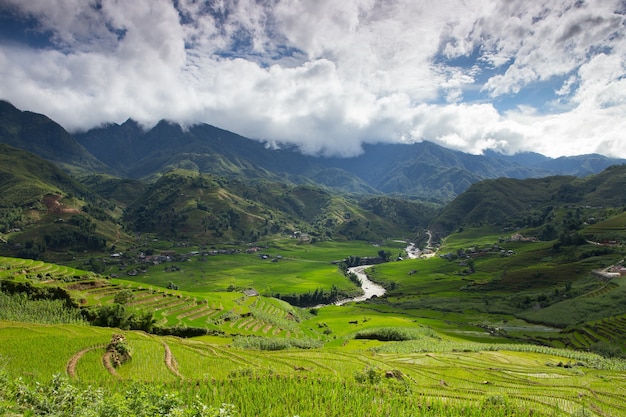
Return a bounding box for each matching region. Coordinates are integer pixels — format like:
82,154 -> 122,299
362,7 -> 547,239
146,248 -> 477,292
2,226 -> 626,416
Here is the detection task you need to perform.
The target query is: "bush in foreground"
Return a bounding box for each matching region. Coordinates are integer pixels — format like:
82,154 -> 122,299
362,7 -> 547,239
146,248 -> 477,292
0,371 -> 549,417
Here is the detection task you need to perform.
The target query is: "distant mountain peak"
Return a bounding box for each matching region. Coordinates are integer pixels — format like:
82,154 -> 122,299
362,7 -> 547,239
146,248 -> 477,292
3,102 -> 626,201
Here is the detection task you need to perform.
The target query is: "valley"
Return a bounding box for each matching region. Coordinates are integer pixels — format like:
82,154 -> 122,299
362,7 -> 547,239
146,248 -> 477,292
2,225 -> 626,416
1,102 -> 626,416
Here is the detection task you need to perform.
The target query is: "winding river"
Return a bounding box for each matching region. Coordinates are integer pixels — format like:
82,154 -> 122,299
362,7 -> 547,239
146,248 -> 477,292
329,234 -> 436,306
334,265 -> 386,306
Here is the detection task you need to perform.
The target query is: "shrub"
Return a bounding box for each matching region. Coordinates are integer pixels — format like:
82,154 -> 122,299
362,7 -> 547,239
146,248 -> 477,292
589,341 -> 624,359
3,374 -> 234,417
355,326 -> 439,342
232,336 -> 323,351
354,366 -> 382,384
113,289 -> 135,305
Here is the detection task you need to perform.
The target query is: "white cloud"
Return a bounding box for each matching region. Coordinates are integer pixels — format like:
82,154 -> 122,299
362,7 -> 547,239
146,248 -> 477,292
0,0 -> 625,159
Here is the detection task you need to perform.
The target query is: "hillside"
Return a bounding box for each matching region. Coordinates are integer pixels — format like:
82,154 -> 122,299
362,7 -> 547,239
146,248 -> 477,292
73,113 -> 625,201
75,119 -> 378,194
0,145 -> 130,260
0,100 -> 110,175
2,101 -> 625,201
0,147 -> 435,262
123,169 -> 436,243
0,144 -> 94,208
431,165 -> 626,235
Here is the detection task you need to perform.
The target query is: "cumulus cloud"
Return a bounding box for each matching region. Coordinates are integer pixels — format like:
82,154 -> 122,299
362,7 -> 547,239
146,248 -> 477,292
0,0 -> 625,158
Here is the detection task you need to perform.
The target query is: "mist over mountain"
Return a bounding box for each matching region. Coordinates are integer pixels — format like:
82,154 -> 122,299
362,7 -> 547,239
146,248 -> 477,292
2,100 -> 626,202
74,115 -> 626,202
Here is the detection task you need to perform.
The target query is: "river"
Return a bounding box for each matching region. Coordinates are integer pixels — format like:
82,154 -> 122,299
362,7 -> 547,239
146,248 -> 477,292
334,265 -> 386,306
329,233 -> 435,306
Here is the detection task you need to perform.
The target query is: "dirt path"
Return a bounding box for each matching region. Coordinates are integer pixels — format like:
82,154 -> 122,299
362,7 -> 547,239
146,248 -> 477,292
162,342 -> 184,379
102,352 -> 119,378
66,345 -> 105,379
406,230 -> 437,259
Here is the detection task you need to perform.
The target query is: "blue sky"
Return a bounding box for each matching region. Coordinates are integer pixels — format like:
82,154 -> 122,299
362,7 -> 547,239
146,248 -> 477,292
0,0 -> 625,158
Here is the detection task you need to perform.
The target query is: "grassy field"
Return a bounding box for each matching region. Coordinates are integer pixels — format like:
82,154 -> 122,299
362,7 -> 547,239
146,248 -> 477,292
98,239 -> 405,295
2,320 -> 626,416
2,228 -> 626,416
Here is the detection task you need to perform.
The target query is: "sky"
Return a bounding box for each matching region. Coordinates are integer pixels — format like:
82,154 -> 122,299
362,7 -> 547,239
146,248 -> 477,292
0,0 -> 625,159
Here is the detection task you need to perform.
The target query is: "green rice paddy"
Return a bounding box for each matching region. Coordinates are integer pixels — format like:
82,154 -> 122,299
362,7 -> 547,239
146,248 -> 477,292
1,232 -> 626,416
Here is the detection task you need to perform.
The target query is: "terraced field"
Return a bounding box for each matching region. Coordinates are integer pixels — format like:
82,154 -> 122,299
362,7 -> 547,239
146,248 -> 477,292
1,256 -> 311,337
1,321 -> 625,416
0,257 -> 89,280
2,246 -> 626,416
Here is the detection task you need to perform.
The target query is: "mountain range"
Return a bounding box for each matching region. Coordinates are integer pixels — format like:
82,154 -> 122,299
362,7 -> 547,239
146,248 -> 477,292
2,99 -> 626,258
2,100 -> 624,202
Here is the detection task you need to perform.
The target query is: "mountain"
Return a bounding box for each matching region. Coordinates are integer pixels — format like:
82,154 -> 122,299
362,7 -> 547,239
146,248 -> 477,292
486,149 -> 624,177
0,144 -> 94,207
0,100 -> 111,174
0,144 -> 126,259
0,143 -> 435,257
76,118 -> 626,201
319,142 -> 554,201
431,164 -> 626,235
2,101 -> 625,201
79,174 -> 147,207
123,169 -> 436,242
75,120 -> 377,194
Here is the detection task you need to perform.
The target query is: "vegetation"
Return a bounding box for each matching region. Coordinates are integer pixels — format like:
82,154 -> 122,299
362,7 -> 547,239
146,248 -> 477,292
1,320 -> 625,416
431,165 -> 626,236
2,102 -> 626,416
0,371 -> 564,417
0,292 -> 85,324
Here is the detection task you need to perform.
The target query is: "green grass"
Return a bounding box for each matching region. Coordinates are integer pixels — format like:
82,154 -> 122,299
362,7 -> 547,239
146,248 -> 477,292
102,239 -> 397,296
0,321 -> 111,382
2,321 -> 626,416
519,277 -> 626,327
1,224 -> 626,416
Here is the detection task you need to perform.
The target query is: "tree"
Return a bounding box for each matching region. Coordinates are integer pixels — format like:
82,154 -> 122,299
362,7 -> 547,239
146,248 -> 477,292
93,304 -> 129,328
377,250 -> 391,262
113,289 -> 135,305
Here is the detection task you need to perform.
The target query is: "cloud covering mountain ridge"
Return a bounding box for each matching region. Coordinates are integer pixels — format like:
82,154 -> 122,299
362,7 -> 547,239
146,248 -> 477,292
0,0 -> 625,158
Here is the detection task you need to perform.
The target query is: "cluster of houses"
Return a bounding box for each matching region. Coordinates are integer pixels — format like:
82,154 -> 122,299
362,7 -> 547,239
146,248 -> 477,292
134,248 -> 242,265
108,248 -> 243,277
108,245 -> 287,277
440,244 -> 515,261
245,246 -> 284,261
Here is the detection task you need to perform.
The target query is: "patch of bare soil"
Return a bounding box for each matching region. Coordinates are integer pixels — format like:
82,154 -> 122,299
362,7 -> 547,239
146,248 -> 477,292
66,280 -> 107,291
41,194 -> 81,215
102,351 -> 119,378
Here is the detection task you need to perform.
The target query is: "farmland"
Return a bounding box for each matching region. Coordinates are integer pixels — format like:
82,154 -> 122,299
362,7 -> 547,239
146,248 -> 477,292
2,321 -> 626,416
2,228 -> 626,416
